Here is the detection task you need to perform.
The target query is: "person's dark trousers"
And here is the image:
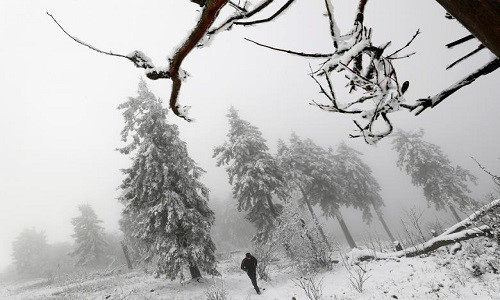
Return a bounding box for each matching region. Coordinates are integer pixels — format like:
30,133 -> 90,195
247,272 -> 260,293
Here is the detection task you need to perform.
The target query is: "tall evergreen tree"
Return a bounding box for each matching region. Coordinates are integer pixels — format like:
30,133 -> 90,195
70,204 -> 109,267
118,79 -> 218,280
276,134 -> 337,250
119,210 -> 148,265
12,228 -> 48,276
334,142 -> 395,241
392,129 -> 477,222
213,107 -> 287,243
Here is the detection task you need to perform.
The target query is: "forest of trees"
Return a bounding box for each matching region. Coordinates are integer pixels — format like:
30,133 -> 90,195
7,82 -> 498,284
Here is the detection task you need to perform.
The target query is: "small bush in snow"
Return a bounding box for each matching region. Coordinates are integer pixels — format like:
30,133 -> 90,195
205,279 -> 229,300
293,271 -> 324,300
445,238 -> 499,277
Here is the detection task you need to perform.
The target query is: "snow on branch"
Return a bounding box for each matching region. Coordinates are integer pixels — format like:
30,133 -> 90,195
48,0 -> 230,122
246,0 -> 419,144
348,198 -> 500,263
471,157 -> 500,187
407,58 -> 500,115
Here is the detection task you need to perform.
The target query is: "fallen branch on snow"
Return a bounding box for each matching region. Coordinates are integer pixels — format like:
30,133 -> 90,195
348,199 -> 500,263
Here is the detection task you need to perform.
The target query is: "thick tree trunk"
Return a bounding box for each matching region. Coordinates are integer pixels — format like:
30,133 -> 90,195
435,0 -> 500,58
374,207 -> 395,242
448,204 -> 462,223
300,190 -> 332,251
335,210 -> 358,249
189,264 -> 202,279
121,241 -> 133,270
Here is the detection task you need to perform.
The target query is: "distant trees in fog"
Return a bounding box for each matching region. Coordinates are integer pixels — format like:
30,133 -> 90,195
392,129 -> 477,222
70,204 -> 109,267
12,228 -> 49,276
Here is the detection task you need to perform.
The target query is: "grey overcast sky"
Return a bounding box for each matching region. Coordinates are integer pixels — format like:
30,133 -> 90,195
1,0 -> 499,271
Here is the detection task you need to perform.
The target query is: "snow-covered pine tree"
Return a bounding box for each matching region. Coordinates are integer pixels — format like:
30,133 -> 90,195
12,228 -> 49,276
117,79 -> 218,280
213,107 -> 287,243
276,134 -> 338,250
119,210 -> 148,266
70,204 -> 109,267
334,142 -> 395,241
392,129 -> 477,222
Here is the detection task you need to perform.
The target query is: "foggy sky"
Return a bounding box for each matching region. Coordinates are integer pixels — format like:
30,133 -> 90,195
1,0 -> 499,271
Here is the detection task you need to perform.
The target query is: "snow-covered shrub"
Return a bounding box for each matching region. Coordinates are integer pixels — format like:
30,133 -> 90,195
205,279 -> 229,300
446,238 -> 499,277
293,271 -> 323,300
253,242 -> 279,281
339,250 -> 371,293
270,201 -> 333,273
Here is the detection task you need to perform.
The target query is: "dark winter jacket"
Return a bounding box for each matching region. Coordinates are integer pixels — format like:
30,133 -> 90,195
241,255 -> 258,275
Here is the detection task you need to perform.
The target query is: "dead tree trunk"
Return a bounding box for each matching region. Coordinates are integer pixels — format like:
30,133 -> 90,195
120,241 -> 133,270
448,204 -> 462,223
335,210 -> 358,249
435,0 -> 500,58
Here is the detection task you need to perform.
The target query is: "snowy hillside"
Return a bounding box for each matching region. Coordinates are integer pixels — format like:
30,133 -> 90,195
2,245 -> 499,300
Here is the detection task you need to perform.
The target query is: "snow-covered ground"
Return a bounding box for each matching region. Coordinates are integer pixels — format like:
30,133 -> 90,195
1,247 -> 499,300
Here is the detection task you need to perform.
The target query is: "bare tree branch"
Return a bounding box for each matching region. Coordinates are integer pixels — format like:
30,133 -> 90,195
245,38 -> 333,58
471,157 -> 500,187
46,13 -> 138,64
386,29 -> 421,59
446,34 -> 475,48
446,44 -> 485,70
234,0 -> 296,26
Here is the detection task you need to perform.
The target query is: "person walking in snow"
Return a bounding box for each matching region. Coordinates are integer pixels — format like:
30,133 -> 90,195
241,252 -> 261,294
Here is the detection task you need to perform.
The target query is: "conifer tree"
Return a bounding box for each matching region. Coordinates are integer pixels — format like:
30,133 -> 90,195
334,142 -> 395,241
70,204 -> 109,266
392,129 -> 477,222
213,107 -> 287,243
118,79 -> 218,280
12,228 -> 48,276
276,134 -> 337,250
119,211 -> 148,266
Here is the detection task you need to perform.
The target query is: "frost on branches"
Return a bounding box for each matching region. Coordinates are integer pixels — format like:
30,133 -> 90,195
213,107 -> 287,243
117,79 -> 218,280
391,129 -> 477,221
70,204 -> 109,267
270,201 -> 332,272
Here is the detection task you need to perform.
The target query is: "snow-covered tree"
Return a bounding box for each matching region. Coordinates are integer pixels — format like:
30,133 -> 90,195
213,107 -> 287,243
70,204 -> 109,267
118,79 -> 218,280
276,134 -> 339,249
269,201 -> 331,271
119,211 -> 148,265
392,129 -> 477,222
278,135 -> 369,249
11,228 -> 49,276
334,142 -> 394,241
